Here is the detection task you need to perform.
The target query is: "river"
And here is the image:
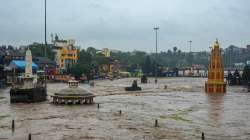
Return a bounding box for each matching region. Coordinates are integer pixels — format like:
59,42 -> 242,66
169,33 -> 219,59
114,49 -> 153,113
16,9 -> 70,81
0,77 -> 249,140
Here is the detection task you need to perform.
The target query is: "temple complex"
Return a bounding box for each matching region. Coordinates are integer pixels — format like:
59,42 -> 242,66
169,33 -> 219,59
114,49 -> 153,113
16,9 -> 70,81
205,39 -> 226,93
10,49 -> 47,103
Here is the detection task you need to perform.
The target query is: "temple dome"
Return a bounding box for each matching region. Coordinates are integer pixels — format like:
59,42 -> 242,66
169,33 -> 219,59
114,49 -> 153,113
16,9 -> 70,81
56,87 -> 92,96
55,79 -> 93,96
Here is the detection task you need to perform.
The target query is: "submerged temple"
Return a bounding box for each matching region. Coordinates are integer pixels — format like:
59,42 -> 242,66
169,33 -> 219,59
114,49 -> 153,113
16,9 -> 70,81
205,39 -> 226,93
51,79 -> 95,105
10,49 -> 47,103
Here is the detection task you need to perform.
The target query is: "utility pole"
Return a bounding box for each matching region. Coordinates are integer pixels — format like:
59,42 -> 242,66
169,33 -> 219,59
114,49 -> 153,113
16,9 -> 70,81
188,40 -> 192,53
44,0 -> 47,89
188,40 -> 192,66
44,0 -> 47,57
154,27 -> 159,84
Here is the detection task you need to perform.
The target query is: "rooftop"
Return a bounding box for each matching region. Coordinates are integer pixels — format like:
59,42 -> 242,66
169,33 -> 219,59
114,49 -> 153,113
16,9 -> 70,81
10,60 -> 38,70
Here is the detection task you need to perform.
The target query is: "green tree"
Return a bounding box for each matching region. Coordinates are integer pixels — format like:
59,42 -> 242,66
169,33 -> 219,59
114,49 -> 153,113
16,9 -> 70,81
68,63 -> 91,78
86,47 -> 97,56
177,50 -> 181,55
28,43 -> 54,60
173,46 -> 178,54
142,56 -> 153,75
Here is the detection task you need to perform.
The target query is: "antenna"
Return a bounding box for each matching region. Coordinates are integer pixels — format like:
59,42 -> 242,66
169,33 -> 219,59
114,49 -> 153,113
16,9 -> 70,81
188,40 -> 192,53
51,33 -> 53,42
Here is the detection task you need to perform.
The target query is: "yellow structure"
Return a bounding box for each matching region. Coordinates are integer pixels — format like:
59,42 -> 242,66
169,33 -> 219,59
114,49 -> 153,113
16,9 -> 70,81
97,49 -> 121,78
53,35 -> 78,70
97,48 -> 110,57
59,47 -> 78,69
205,39 -> 226,93
102,48 -> 110,57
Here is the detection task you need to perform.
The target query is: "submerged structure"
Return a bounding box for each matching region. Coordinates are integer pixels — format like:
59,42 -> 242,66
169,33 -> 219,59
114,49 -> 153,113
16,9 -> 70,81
205,39 -> 226,93
141,75 -> 148,83
10,49 -> 47,103
51,79 -> 95,105
125,80 -> 142,91
227,70 -> 242,86
248,82 -> 250,92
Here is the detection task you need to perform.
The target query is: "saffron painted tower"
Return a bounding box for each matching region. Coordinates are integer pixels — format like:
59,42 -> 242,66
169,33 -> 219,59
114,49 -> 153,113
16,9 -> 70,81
205,39 -> 226,93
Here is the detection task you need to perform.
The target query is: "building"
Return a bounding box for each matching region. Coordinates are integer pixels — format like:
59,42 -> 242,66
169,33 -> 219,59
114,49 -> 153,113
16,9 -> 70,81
96,48 -> 111,57
96,48 -> 121,78
52,34 -> 78,72
247,61 -> 250,66
7,60 -> 38,84
0,50 -> 6,86
32,57 -> 57,78
8,60 -> 38,71
246,45 -> 250,51
98,57 -> 115,78
205,39 -> 226,93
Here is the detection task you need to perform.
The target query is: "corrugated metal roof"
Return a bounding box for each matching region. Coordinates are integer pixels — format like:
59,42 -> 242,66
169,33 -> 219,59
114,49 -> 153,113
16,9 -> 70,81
12,60 -> 38,69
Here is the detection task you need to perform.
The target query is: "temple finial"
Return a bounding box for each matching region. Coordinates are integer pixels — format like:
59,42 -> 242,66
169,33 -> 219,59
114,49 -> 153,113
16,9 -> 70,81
214,38 -> 219,48
216,38 -> 218,43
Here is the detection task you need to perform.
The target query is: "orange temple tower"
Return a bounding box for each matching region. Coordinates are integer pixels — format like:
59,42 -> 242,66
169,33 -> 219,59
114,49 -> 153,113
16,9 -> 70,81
205,39 -> 226,93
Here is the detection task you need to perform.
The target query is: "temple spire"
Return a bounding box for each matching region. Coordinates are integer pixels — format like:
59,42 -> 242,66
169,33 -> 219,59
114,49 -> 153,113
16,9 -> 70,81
214,38 -> 219,49
205,39 -> 226,93
25,48 -> 33,77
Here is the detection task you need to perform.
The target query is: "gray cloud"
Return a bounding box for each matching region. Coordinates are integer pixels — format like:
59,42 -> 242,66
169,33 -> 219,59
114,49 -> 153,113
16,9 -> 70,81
0,0 -> 250,52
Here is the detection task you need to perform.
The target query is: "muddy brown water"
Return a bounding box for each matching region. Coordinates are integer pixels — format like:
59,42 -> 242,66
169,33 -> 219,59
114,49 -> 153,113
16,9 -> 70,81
0,78 -> 249,140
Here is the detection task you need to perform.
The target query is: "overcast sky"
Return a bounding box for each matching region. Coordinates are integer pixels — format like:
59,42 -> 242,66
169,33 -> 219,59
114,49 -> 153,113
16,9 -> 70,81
0,0 -> 250,52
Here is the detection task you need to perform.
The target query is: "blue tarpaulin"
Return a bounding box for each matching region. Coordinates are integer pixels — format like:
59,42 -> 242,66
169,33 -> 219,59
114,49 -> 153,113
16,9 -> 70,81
11,60 -> 38,70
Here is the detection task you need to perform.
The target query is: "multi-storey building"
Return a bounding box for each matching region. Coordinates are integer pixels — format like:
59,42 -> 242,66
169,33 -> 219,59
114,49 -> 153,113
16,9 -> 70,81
96,48 -> 121,78
52,35 -> 78,72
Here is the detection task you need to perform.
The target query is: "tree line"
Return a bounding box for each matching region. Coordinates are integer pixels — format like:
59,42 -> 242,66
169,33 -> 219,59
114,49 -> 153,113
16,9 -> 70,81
3,43 -> 249,78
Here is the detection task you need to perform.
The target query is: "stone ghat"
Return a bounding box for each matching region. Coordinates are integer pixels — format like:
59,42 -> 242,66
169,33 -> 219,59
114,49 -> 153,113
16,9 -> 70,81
51,94 -> 95,105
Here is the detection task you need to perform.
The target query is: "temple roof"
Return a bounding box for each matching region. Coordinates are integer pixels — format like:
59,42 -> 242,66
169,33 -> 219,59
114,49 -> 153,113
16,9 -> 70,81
55,79 -> 93,96
9,60 -> 38,70
32,57 -> 56,68
57,87 -> 92,96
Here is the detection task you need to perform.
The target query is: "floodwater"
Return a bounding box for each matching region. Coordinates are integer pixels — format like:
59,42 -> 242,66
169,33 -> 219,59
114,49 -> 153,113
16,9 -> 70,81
0,77 -> 250,140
